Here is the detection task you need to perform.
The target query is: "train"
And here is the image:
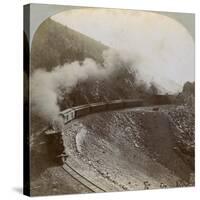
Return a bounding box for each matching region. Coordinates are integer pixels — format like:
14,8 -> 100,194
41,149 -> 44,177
59,99 -> 143,125
44,95 -> 174,165
59,95 -> 175,125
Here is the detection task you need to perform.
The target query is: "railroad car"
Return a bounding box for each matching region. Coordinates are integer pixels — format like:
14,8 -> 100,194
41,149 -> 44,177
90,102 -> 107,113
59,108 -> 75,124
146,95 -> 171,105
107,100 -> 124,111
123,99 -> 143,108
75,105 -> 91,118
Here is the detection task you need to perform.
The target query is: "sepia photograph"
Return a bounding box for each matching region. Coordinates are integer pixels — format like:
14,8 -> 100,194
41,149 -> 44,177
24,4 -> 195,196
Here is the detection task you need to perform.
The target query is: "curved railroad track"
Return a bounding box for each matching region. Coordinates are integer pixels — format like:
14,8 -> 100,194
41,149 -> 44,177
62,162 -> 106,193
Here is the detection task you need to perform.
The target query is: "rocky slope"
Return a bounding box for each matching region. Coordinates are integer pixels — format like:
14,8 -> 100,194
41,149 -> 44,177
59,106 -> 193,193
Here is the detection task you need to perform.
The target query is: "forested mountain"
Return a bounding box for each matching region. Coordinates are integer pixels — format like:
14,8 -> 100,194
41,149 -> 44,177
31,18 -> 107,71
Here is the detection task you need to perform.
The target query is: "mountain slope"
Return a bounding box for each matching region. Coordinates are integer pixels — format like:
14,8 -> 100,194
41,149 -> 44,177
31,18 -> 107,71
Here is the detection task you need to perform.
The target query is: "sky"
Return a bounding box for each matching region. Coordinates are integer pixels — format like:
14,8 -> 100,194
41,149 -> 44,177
51,8 -> 194,93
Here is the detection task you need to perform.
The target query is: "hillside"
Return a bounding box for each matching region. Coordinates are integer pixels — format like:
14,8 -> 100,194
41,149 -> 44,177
178,82 -> 195,105
31,18 -> 107,71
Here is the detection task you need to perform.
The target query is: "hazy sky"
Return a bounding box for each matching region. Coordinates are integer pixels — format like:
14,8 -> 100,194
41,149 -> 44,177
51,8 -> 194,92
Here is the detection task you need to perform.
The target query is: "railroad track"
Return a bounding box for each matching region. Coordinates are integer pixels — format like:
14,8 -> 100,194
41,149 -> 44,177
62,162 -> 106,193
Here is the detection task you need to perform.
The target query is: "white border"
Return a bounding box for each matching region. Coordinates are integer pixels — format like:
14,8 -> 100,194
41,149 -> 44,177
0,0 -> 199,199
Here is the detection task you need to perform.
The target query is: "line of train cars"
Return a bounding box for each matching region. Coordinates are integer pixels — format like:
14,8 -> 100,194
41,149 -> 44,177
59,99 -> 143,125
59,95 -> 174,125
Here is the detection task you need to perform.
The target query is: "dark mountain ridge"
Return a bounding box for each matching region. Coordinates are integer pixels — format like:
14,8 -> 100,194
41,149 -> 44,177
31,18 -> 107,71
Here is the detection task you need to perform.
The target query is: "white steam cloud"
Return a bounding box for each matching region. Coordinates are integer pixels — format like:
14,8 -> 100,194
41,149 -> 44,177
31,49 -> 128,122
52,9 -> 194,92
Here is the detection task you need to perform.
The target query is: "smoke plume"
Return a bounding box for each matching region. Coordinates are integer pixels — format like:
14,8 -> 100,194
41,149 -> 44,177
52,9 -> 194,92
31,49 -> 131,122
